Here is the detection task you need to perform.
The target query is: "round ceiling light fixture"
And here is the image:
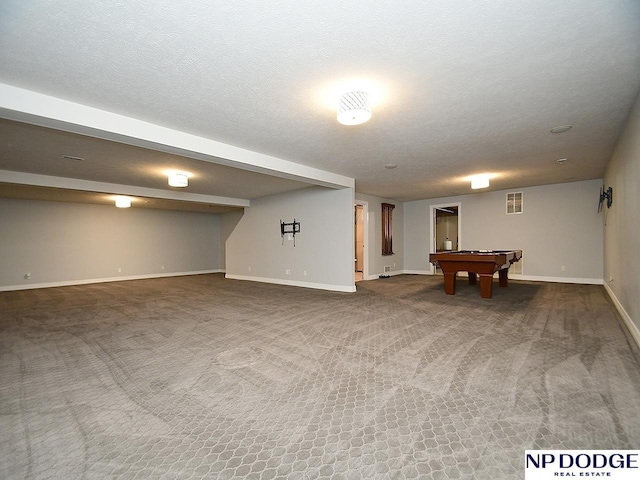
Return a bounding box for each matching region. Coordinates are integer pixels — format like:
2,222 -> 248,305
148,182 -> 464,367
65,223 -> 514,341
384,164 -> 398,169
337,91 -> 371,126
556,158 -> 567,164
550,125 -> 572,134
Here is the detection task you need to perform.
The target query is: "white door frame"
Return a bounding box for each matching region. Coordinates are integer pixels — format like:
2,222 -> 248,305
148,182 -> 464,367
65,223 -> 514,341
429,202 -> 462,274
354,200 -> 369,281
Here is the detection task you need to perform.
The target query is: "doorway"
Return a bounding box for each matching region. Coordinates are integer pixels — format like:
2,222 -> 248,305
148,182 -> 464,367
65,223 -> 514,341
354,202 -> 368,282
429,203 -> 462,274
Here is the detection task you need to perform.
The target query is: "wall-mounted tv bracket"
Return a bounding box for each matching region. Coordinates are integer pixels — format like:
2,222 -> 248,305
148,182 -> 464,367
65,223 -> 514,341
280,219 -> 301,246
598,186 -> 613,212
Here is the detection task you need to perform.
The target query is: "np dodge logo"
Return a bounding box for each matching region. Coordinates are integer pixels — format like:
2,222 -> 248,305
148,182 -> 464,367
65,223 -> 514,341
525,450 -> 640,479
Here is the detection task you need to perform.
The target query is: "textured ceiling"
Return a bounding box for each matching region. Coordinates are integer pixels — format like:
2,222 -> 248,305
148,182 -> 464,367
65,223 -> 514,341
0,0 -> 639,207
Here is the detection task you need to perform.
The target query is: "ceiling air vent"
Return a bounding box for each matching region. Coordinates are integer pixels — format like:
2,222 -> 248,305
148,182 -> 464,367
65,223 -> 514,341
61,155 -> 84,161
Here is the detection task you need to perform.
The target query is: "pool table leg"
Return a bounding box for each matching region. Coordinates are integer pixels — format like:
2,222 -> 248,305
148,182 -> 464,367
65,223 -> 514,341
479,274 -> 493,298
468,272 -> 477,285
443,272 -> 457,295
498,268 -> 509,287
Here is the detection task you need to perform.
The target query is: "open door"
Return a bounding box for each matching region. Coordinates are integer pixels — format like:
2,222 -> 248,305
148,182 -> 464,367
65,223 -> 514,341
429,203 -> 462,274
354,201 -> 368,281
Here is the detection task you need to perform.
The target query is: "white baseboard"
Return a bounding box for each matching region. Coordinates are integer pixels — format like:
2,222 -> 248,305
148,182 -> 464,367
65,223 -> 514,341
225,274 -> 356,293
604,283 -> 640,350
364,270 -> 405,281
387,270 -> 404,277
0,270 -> 224,292
402,270 -> 603,285
514,274 -> 603,285
402,270 -> 431,275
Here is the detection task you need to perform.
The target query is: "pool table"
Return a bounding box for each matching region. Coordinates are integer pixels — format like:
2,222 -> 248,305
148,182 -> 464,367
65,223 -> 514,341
429,250 -> 522,299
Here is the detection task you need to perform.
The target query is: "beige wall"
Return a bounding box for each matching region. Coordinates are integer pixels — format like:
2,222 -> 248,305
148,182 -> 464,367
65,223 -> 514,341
404,180 -> 604,282
219,209 -> 244,271
0,198 -> 221,289
604,90 -> 640,336
225,186 -> 356,291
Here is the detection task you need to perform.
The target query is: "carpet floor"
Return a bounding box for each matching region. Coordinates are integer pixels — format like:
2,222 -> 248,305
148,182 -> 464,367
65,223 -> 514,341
1,274 -> 639,479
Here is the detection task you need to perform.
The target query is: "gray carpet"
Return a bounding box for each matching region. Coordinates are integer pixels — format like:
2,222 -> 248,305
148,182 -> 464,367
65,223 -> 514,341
1,274 -> 639,479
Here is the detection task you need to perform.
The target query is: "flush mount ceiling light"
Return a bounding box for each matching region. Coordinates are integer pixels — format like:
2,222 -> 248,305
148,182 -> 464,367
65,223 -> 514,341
470,174 -> 490,189
550,125 -> 572,134
337,91 -> 371,126
556,158 -> 568,164
384,164 -> 398,169
168,171 -> 189,187
114,196 -> 132,208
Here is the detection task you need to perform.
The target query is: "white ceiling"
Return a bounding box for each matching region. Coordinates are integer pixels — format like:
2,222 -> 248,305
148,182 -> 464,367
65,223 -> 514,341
1,0 -> 639,210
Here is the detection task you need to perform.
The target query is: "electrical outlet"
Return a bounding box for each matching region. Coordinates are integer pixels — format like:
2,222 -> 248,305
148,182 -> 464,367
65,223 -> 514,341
117,267 -> 122,273
161,265 -> 165,271
561,266 -> 566,272
285,269 -> 291,275
24,273 -> 31,280
303,270 -> 307,276
248,267 -> 252,272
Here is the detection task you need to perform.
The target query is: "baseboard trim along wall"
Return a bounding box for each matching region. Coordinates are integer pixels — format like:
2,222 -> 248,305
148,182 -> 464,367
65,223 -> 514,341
363,269 -> 406,281
225,274 -> 356,293
604,283 -> 640,351
515,274 -> 603,285
402,270 -> 431,276
0,270 -> 224,292
400,271 -> 603,285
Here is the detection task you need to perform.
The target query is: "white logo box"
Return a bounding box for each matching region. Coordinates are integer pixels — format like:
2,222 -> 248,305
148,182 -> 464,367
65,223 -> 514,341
525,450 -> 640,479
